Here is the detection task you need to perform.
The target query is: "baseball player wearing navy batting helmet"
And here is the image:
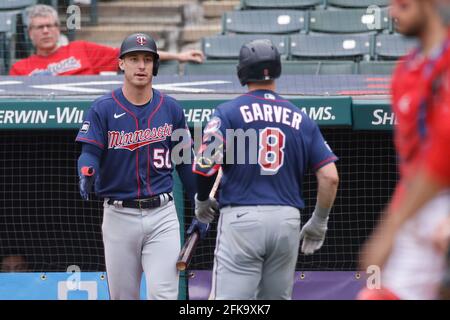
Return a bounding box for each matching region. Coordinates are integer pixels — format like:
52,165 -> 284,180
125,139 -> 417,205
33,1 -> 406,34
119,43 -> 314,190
76,33 -> 208,300
193,39 -> 339,299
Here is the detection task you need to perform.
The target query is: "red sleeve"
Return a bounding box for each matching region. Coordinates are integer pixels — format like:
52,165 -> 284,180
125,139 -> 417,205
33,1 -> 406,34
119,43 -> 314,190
423,80 -> 450,186
9,60 -> 26,75
390,59 -> 406,108
424,119 -> 450,186
82,41 -> 119,74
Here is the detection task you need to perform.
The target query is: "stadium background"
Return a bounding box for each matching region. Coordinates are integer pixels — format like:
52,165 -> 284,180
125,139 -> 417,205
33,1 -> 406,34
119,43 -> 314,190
0,0 -> 403,299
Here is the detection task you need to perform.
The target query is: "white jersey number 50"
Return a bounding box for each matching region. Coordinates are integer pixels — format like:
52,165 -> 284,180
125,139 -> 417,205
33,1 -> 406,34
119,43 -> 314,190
154,149 -> 172,169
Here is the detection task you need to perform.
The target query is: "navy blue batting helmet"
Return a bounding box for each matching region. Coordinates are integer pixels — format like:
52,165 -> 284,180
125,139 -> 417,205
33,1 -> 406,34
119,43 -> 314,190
119,33 -> 160,76
237,39 -> 281,86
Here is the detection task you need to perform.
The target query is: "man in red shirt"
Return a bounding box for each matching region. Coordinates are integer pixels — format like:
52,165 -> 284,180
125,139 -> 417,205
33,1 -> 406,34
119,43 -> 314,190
10,4 -> 205,76
359,0 -> 450,300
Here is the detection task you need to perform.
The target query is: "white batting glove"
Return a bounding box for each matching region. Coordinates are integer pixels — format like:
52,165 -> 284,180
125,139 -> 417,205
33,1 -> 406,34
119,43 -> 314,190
195,194 -> 219,224
299,215 -> 328,255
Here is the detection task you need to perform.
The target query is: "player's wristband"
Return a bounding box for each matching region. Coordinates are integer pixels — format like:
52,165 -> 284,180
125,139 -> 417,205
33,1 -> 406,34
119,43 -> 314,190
81,166 -> 95,177
312,204 -> 331,222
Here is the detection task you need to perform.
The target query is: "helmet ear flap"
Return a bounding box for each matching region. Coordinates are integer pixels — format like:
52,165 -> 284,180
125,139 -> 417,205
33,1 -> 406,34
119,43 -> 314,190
237,64 -> 249,86
153,58 -> 160,76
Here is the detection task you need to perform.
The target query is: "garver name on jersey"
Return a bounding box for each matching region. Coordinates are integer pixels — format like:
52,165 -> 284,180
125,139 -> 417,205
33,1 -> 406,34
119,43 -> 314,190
240,103 -> 303,130
108,123 -> 173,151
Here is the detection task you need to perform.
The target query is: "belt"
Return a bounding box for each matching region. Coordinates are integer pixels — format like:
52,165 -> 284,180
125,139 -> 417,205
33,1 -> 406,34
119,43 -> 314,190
107,193 -> 173,209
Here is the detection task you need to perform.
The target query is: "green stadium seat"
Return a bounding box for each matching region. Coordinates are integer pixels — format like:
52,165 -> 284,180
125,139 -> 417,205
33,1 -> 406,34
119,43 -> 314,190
0,33 -> 7,74
309,8 -> 389,33
282,60 -> 356,75
202,34 -> 287,59
157,61 -> 180,76
0,11 -> 18,73
0,0 -> 36,11
326,0 -> 389,8
184,60 -> 356,76
223,10 -> 306,34
14,9 -> 34,59
0,12 -> 18,35
241,0 -> 322,9
358,61 -> 398,75
290,34 -> 372,60
183,60 -> 238,76
375,34 -> 418,60
37,0 -> 60,7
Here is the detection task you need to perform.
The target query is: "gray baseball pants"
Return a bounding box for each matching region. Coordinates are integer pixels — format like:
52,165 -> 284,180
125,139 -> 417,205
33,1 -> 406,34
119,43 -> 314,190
102,199 -> 180,300
209,205 -> 301,300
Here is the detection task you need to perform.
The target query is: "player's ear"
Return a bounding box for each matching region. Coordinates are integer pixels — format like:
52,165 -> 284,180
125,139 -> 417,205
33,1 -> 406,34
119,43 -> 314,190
119,59 -> 125,71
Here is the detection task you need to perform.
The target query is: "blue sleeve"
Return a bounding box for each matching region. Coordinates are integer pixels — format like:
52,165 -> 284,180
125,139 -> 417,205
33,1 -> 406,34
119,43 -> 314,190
169,97 -> 188,132
170,99 -> 192,151
196,172 -> 218,201
209,107 -> 231,140
192,107 -> 228,177
176,163 -> 196,203
170,98 -> 197,202
77,143 -> 102,176
75,102 -> 106,149
308,123 -> 338,171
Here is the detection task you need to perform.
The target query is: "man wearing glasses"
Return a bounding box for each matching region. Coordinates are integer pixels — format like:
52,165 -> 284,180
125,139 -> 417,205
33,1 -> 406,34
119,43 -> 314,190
9,4 -> 204,76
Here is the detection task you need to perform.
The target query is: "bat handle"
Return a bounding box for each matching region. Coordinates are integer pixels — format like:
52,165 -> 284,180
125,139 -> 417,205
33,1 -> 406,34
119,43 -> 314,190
176,231 -> 200,271
81,166 -> 95,176
176,261 -> 187,271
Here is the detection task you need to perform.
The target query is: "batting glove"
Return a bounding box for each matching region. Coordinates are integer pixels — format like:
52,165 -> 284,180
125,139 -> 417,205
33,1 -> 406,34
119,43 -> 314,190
187,218 -> 210,240
79,166 -> 95,201
195,194 -> 219,224
299,215 -> 328,255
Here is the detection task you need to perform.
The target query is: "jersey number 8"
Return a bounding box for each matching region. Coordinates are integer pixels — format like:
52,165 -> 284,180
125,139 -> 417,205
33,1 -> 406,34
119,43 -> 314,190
258,127 -> 285,173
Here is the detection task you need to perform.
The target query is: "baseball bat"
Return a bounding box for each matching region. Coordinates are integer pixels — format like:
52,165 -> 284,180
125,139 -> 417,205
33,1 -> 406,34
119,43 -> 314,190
177,230 -> 199,271
176,169 -> 223,271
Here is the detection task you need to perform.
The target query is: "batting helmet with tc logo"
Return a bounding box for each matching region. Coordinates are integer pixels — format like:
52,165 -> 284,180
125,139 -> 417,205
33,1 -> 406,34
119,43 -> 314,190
119,33 -> 160,76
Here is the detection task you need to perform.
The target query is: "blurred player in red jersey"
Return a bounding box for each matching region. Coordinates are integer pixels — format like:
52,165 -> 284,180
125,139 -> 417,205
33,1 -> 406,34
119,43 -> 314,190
359,0 -> 450,300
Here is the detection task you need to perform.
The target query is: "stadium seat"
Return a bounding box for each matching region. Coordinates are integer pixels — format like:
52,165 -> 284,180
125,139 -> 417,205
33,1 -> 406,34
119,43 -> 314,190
202,34 -> 287,59
0,12 -> 18,73
157,61 -> 180,76
241,0 -> 322,9
37,0 -> 60,7
282,60 -> 356,75
184,60 -> 356,76
0,34 -> 6,75
309,8 -> 390,33
15,9 -> 34,59
326,0 -> 389,8
289,34 -> 372,60
223,10 -> 306,34
375,34 -> 418,60
0,0 -> 36,11
358,61 -> 398,75
183,60 -> 238,76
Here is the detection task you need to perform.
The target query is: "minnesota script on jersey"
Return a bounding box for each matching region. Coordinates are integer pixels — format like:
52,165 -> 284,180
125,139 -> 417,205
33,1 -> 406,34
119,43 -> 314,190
76,88 -> 189,200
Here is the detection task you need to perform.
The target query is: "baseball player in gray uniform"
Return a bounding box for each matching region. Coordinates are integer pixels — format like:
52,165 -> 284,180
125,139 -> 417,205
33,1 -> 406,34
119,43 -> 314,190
193,40 -> 340,299
76,33 -> 208,300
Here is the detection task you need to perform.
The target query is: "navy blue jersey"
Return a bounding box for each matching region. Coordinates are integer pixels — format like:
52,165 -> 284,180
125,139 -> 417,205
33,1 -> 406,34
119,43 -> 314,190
193,89 -> 338,209
76,88 -> 189,200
